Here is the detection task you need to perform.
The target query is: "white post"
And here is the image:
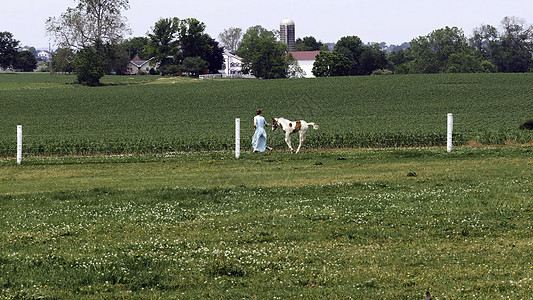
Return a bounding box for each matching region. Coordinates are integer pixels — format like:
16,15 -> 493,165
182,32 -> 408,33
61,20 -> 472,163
17,125 -> 22,164
447,113 -> 453,153
235,118 -> 240,158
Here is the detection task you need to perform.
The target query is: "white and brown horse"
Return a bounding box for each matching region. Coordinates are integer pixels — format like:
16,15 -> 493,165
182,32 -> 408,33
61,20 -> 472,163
271,118 -> 319,153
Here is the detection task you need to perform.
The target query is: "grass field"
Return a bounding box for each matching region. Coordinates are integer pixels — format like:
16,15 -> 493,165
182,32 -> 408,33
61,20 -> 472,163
1,73 -> 532,298
1,146 -> 532,299
1,72 -> 533,156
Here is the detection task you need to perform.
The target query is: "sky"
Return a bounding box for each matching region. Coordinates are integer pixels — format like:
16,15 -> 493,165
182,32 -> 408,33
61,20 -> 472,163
2,0 -> 533,49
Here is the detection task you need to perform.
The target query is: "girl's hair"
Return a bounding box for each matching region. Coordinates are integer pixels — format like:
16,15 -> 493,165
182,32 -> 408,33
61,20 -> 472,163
256,109 -> 262,115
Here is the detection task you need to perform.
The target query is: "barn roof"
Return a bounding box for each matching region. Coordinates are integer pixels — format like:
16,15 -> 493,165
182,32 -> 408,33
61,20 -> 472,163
289,51 -> 322,61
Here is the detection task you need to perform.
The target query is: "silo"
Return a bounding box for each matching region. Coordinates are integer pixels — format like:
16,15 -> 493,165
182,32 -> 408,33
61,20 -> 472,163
280,18 -> 295,51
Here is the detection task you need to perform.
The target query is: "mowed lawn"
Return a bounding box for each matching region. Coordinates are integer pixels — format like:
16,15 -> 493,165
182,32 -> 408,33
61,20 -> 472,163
1,146 -> 532,299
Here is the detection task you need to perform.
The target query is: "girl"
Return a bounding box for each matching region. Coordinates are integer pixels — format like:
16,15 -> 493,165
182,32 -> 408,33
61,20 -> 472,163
251,109 -> 273,153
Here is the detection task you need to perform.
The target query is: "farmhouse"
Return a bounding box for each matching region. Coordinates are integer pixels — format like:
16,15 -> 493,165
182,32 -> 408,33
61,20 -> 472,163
220,49 -> 244,77
126,55 -> 154,75
288,51 -> 321,78
37,50 -> 51,62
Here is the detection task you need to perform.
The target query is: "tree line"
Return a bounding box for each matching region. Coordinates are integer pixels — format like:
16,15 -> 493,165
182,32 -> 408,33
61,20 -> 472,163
0,32 -> 39,72
42,0 -> 225,85
388,17 -> 533,74
312,17 -> 533,77
216,16 -> 533,78
1,0 -> 532,85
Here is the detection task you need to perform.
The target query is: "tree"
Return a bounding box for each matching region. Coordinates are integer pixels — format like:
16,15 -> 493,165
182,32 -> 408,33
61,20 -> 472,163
180,56 -> 208,76
237,26 -> 289,79
46,0 -> 131,85
145,17 -> 181,73
100,42 -> 130,74
408,34 -> 439,73
53,48 -> 76,73
179,18 -> 210,58
179,18 -> 223,73
334,36 -> 387,75
501,16 -> 532,40
470,24 -> 498,59
74,46 -> 105,86
0,32 -> 20,69
13,50 -> 38,72
121,37 -> 149,60
145,17 -> 223,75
358,44 -> 388,75
387,48 -> 413,72
46,0 -> 131,50
467,17 -> 533,73
386,42 -> 411,53
22,46 -> 38,58
205,38 -> 224,73
312,51 -> 351,77
334,36 -> 364,75
295,36 -> 327,51
489,17 -> 533,72
218,27 -> 242,52
408,26 -> 483,73
445,52 -> 483,73
490,37 -> 532,72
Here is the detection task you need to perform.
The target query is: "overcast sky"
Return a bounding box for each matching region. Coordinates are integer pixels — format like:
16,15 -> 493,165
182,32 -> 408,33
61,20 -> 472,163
2,0 -> 533,49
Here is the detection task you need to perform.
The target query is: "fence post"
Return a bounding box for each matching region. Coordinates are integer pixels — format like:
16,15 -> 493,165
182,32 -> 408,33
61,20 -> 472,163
17,125 -> 22,164
235,118 -> 240,158
447,113 -> 453,153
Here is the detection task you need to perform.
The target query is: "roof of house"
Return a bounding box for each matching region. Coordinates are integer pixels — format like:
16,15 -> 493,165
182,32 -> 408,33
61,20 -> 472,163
289,51 -> 322,61
129,55 -> 151,67
223,49 -> 243,61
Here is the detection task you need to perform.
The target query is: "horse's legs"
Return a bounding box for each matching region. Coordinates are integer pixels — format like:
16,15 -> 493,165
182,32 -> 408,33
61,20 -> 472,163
296,132 -> 306,153
285,132 -> 294,151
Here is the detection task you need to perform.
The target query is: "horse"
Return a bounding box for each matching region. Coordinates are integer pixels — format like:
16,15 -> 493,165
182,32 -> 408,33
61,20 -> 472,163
271,118 -> 319,153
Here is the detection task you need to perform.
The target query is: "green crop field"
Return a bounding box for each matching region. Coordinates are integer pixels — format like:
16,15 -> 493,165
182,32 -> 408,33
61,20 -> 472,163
1,72 -> 533,156
1,147 -> 532,298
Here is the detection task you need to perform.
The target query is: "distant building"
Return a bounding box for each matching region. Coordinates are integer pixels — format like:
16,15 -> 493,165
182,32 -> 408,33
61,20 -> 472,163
37,50 -> 51,62
126,55 -> 154,74
289,51 -> 323,78
280,18 -> 295,51
220,49 -> 244,77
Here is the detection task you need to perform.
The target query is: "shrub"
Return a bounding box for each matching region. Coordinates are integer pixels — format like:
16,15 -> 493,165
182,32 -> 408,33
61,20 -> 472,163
481,60 -> 498,73
74,46 -> 105,86
519,120 -> 533,130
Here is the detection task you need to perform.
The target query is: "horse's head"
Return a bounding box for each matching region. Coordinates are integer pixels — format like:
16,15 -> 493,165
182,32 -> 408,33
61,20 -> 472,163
271,118 -> 279,131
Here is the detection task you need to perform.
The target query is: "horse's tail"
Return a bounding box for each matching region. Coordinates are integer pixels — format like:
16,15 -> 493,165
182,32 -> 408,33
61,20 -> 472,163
308,122 -> 319,130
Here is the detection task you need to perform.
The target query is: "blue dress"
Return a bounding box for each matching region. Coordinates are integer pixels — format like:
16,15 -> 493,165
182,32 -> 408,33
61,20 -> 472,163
252,115 -> 268,152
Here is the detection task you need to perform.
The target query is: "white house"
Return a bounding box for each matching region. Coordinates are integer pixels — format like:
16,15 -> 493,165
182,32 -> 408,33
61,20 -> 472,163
220,49 -> 244,77
288,51 -> 322,78
126,55 -> 154,74
37,50 -> 51,62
